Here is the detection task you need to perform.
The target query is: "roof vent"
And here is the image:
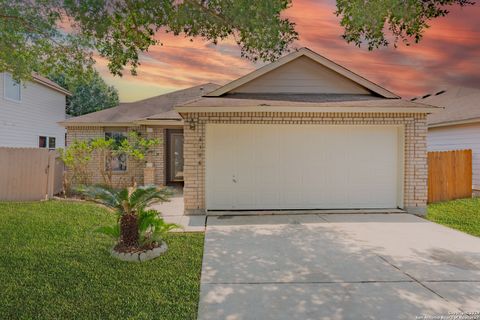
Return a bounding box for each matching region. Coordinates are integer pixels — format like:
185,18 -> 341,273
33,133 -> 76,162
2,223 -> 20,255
435,90 -> 446,96
422,94 -> 431,99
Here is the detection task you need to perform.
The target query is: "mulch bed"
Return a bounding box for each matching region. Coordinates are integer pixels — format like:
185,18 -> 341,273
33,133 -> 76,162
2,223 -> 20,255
114,241 -> 162,254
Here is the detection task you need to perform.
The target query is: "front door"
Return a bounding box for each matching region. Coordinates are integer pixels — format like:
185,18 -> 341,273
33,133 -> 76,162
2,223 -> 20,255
167,129 -> 184,183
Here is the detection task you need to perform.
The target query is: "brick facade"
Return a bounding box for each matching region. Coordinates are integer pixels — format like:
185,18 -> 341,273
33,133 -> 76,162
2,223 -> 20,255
182,112 -> 428,215
66,126 -> 167,188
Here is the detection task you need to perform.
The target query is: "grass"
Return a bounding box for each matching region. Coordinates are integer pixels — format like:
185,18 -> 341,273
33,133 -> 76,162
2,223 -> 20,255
0,200 -> 204,320
427,197 -> 480,237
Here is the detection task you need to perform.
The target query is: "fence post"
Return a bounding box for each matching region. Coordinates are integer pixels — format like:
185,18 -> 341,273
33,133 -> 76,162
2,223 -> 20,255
46,151 -> 56,199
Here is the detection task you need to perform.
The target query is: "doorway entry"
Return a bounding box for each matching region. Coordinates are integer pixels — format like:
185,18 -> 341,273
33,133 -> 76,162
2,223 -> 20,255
166,129 -> 184,184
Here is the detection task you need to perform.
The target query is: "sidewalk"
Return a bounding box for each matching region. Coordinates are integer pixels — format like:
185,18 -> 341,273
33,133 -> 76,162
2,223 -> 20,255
149,187 -> 205,232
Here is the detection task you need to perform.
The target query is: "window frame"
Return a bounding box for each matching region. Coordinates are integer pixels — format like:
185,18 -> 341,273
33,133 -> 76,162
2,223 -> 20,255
48,137 -> 56,149
39,135 -> 57,150
3,73 -> 22,103
104,131 -> 128,172
39,136 -> 47,148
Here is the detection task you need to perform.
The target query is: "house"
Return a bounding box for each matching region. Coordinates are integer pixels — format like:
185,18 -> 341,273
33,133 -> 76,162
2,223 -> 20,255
62,47 -> 438,215
61,83 -> 220,187
0,73 -> 70,148
415,86 -> 480,191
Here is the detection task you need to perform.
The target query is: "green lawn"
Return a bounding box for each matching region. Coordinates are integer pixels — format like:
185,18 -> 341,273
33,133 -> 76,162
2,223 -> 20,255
0,201 -> 204,320
427,197 -> 480,237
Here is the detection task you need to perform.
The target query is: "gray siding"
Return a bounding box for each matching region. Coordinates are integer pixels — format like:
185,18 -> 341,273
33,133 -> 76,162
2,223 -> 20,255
0,73 -> 66,148
233,56 -> 372,95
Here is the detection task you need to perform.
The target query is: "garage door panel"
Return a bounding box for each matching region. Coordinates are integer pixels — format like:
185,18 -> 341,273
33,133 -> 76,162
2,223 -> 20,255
234,190 -> 256,208
253,191 -> 279,209
209,189 -> 235,208
206,124 -> 400,210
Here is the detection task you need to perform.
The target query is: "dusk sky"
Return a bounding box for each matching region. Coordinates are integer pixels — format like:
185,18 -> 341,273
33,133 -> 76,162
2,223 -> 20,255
96,0 -> 480,102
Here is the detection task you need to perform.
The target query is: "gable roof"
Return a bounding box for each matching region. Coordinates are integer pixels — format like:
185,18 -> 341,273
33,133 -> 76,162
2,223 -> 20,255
205,47 -> 399,98
414,86 -> 480,127
32,73 -> 71,96
61,83 -> 220,126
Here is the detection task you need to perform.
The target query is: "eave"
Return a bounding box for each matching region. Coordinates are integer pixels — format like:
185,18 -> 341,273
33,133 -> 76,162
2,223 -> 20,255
429,117 -> 480,128
175,106 -> 440,114
59,119 -> 184,127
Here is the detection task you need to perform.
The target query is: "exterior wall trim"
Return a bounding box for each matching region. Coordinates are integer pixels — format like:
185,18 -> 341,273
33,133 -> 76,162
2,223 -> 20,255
61,120 -> 184,127
429,118 -> 480,128
62,122 -> 136,127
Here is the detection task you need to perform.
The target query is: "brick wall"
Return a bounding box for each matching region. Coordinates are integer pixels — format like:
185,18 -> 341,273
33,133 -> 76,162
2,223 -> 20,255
181,112 -> 428,215
151,127 -> 166,186
66,126 -> 166,188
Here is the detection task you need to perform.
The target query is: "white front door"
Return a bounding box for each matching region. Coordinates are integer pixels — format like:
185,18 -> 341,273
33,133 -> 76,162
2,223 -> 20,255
206,124 -> 402,210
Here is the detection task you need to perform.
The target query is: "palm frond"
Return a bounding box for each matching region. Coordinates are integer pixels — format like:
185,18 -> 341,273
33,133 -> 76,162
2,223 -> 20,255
130,186 -> 172,212
138,209 -> 159,233
128,187 -> 150,208
137,208 -> 180,245
94,224 -> 120,238
150,219 -> 180,242
75,185 -> 120,209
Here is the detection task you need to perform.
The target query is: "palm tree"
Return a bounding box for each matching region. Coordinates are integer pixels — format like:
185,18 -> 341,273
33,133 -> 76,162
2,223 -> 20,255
77,185 -> 172,249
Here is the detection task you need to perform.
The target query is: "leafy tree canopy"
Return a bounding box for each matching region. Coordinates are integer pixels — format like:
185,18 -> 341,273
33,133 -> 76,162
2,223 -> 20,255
1,0 -> 297,81
49,70 -> 119,116
336,0 -> 474,50
0,0 -> 474,82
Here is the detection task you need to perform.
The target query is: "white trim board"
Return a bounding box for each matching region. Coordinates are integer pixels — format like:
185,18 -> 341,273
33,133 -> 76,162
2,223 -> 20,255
176,106 -> 437,114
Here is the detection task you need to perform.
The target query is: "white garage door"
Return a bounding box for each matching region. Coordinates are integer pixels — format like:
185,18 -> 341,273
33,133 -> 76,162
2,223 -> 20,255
206,124 -> 402,210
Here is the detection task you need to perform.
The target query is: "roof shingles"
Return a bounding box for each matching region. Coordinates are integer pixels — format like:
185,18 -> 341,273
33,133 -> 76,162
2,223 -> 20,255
415,87 -> 480,126
62,83 -> 220,125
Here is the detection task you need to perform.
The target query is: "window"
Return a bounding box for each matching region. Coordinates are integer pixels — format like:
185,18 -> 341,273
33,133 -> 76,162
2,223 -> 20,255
105,131 -> 127,171
48,137 -> 56,149
39,136 -> 56,149
105,132 -> 127,144
39,136 -> 47,148
4,73 -> 21,102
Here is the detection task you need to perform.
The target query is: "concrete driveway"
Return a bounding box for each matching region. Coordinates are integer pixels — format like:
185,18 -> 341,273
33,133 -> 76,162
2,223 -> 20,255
198,214 -> 480,320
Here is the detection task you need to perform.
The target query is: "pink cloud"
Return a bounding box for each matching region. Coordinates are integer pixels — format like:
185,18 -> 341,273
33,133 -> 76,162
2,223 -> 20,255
96,1 -> 480,101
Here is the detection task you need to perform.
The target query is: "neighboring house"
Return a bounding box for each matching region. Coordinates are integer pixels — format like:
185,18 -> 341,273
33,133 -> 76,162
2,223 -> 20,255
414,86 -> 480,191
62,47 -> 438,215
0,72 -> 70,148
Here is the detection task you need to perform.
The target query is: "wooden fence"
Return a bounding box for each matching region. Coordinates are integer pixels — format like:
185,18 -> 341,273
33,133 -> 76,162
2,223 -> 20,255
0,148 -> 63,201
428,149 -> 472,203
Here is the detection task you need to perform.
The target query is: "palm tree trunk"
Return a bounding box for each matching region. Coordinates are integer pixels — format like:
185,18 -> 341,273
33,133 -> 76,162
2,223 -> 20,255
119,213 -> 139,248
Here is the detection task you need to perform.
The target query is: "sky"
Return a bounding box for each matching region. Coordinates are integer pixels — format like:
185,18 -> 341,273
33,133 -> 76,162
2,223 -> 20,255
95,0 -> 480,102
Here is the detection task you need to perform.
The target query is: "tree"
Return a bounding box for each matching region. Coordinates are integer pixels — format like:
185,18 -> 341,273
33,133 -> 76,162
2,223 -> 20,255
57,140 -> 94,192
1,0 -> 298,81
0,0 -> 474,82
77,185 -> 178,252
335,0 -> 474,50
49,70 -> 119,116
58,131 -> 158,191
90,131 -> 159,188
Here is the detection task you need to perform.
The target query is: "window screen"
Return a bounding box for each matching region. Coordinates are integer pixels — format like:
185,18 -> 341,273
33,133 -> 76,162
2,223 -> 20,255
39,136 -> 47,148
105,131 -> 127,171
48,137 -> 56,149
4,73 -> 21,101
